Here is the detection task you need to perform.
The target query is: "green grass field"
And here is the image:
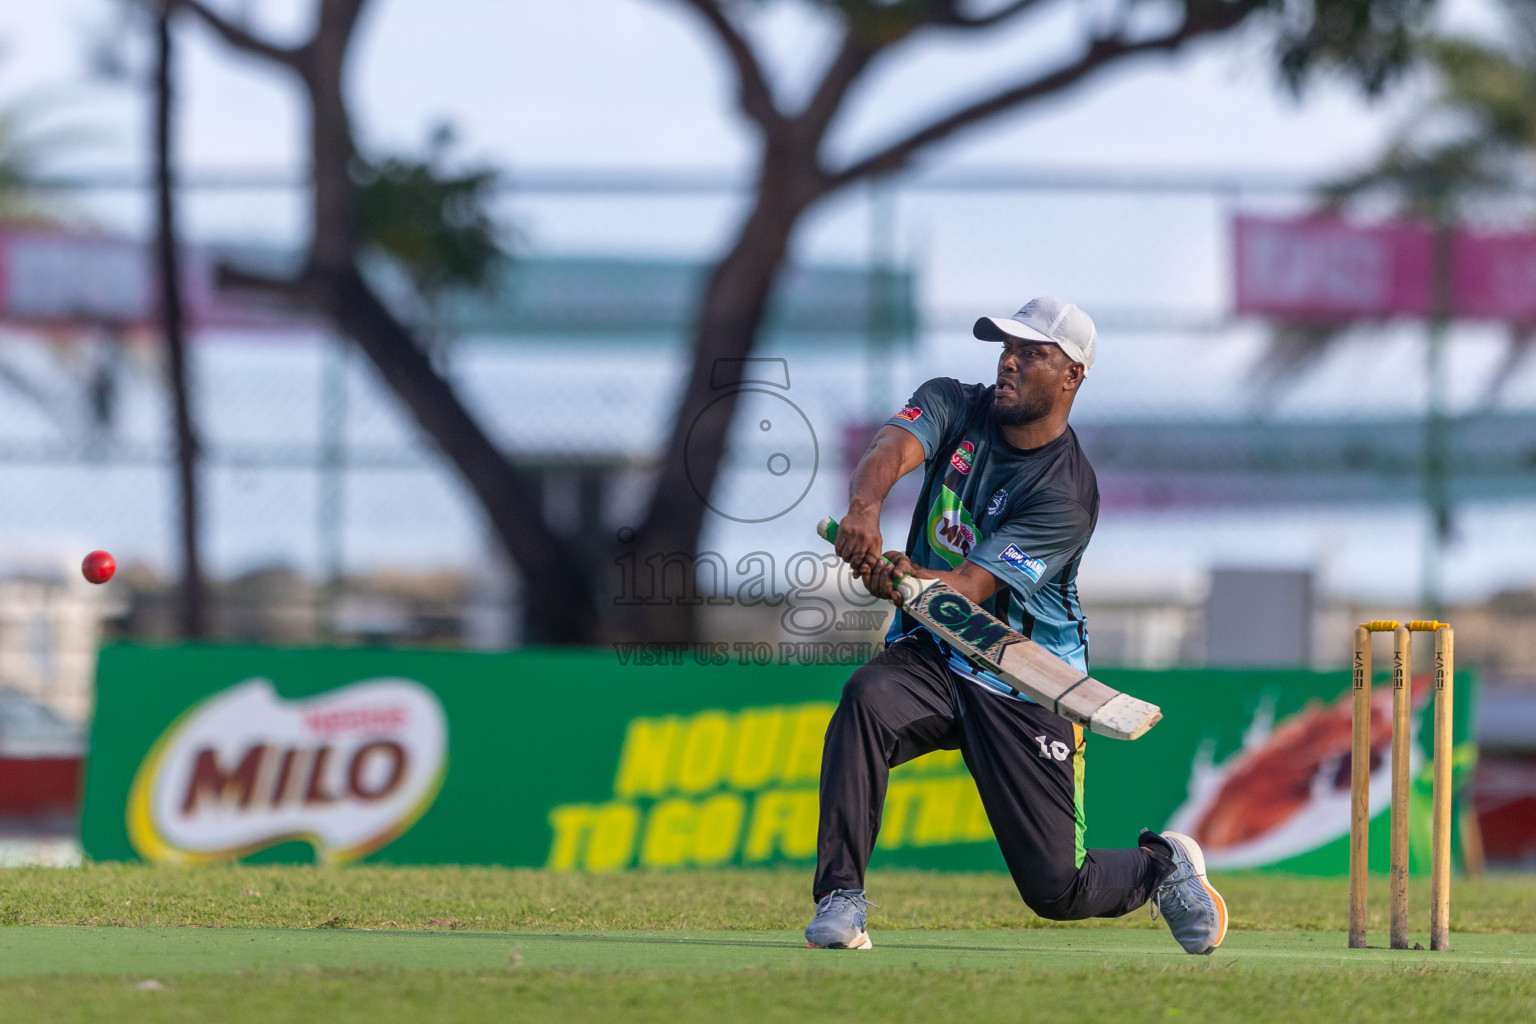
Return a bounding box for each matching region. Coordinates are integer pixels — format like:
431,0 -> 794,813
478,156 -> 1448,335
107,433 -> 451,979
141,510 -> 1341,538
2,866 -> 1533,1022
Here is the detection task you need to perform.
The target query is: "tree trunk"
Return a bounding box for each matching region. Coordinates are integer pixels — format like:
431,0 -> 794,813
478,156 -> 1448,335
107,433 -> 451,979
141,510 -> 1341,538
317,262 -> 598,642
154,5 -> 206,639
627,173 -> 810,641
293,7 -> 598,642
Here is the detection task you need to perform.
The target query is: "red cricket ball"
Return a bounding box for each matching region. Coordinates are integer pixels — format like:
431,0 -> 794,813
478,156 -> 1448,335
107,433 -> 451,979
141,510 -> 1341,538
82,550 -> 116,585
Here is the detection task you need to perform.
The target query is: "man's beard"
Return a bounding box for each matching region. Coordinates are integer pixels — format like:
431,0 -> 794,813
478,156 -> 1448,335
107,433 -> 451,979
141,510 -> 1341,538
992,390 -> 1052,426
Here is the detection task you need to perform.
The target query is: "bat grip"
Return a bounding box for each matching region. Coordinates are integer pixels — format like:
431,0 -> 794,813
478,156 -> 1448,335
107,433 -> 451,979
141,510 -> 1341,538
818,514 -> 911,591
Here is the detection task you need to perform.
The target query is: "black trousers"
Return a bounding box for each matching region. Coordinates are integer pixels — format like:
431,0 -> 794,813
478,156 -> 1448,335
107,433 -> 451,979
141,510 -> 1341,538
813,632 -> 1171,920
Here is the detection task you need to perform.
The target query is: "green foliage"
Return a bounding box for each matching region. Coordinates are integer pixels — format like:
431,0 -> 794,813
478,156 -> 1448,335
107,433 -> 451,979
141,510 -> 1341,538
1277,0 -> 1437,95
1322,0 -> 1536,210
789,0 -> 1441,96
1321,140 -> 1508,216
0,94 -> 57,221
0,50 -> 102,223
350,127 -> 505,298
1434,40 -> 1536,146
0,112 -> 29,211
1430,13 -> 1536,153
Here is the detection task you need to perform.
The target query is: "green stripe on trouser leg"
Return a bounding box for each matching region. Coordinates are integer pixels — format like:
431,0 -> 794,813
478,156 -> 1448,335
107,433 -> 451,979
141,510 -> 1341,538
1073,724 -> 1086,870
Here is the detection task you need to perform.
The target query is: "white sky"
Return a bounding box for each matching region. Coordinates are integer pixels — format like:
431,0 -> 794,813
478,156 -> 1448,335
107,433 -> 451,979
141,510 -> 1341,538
0,0 -> 1486,182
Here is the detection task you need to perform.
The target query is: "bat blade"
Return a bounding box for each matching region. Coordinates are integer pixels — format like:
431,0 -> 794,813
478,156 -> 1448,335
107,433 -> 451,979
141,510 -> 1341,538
900,578 -> 1161,741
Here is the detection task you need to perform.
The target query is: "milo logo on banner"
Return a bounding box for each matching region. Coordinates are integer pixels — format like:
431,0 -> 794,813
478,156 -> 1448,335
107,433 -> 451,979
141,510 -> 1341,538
126,678 -> 448,864
927,487 -> 979,567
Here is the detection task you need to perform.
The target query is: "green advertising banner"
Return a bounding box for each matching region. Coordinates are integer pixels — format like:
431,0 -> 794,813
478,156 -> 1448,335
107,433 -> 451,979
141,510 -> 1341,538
81,645 -> 1476,876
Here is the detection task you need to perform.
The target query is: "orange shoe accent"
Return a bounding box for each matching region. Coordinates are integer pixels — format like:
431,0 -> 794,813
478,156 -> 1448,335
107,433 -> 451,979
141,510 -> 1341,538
1202,877 -> 1229,948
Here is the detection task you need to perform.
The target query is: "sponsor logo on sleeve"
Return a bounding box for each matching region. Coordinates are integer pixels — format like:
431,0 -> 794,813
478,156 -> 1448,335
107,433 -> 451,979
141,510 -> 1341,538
998,544 -> 1047,583
894,405 -> 923,422
126,677 -> 448,865
948,441 -> 976,475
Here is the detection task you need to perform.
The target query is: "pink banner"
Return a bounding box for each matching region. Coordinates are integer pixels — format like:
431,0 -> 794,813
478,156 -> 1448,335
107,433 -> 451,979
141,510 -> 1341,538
1234,216 -> 1431,319
0,229 -> 309,332
1236,216 -> 1536,324
1455,230 -> 1536,323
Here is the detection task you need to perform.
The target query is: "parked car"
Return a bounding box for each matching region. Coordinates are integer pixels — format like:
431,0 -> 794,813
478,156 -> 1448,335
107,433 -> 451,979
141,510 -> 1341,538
0,692 -> 85,759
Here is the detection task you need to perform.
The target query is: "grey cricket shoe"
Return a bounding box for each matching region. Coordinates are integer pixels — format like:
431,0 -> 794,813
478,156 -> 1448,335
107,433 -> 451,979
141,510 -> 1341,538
804,889 -> 876,949
1148,830 -> 1228,955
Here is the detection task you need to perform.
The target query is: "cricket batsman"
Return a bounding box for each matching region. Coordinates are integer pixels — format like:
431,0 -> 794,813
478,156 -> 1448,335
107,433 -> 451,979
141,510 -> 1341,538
804,296 -> 1227,954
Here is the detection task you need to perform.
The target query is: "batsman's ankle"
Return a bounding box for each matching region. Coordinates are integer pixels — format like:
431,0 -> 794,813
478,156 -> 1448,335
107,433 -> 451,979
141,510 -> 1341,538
1138,829 -> 1176,882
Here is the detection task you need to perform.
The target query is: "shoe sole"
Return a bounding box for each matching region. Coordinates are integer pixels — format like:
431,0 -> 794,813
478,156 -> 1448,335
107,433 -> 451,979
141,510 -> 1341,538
806,931 -> 873,950
1161,831 -> 1228,952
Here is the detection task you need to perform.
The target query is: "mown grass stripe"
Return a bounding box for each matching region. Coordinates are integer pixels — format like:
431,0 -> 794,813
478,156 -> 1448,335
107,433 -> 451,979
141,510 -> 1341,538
1,927 -> 1532,978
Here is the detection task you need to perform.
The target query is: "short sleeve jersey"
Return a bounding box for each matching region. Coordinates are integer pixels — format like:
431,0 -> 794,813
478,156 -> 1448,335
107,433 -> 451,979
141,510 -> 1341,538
884,377 -> 1098,697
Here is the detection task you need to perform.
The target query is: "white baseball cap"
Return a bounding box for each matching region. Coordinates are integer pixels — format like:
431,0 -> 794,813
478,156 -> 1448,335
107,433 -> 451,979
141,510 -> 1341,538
973,295 -> 1096,373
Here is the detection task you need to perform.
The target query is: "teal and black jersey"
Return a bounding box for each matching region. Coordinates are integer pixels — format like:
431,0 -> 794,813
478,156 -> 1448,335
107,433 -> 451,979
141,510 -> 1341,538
884,377 -> 1098,696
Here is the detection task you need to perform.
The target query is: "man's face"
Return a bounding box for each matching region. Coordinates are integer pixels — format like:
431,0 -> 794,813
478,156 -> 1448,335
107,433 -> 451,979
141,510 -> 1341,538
992,338 -> 1078,426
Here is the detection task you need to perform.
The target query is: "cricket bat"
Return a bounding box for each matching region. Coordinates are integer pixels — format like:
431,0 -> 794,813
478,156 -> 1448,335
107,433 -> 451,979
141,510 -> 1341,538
818,516 -> 1161,741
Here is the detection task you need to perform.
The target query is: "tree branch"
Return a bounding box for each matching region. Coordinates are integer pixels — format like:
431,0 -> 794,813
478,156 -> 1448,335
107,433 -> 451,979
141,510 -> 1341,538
320,0 -> 371,54
669,0 -> 782,129
837,0 -> 1043,33
176,0 -> 308,71
214,262 -> 308,298
798,31 -> 880,146
825,0 -> 1265,188
939,0 -> 1046,29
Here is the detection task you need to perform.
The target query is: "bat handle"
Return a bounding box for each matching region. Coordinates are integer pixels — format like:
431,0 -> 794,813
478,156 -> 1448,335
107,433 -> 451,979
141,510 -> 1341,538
817,514 -> 911,590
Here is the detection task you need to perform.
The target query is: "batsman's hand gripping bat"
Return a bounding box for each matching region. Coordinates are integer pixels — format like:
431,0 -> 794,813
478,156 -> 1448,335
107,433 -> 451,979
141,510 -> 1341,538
818,516 -> 1162,741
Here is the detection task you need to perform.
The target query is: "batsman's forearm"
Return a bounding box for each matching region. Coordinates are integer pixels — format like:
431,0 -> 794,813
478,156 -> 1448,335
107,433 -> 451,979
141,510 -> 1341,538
909,566 -> 996,605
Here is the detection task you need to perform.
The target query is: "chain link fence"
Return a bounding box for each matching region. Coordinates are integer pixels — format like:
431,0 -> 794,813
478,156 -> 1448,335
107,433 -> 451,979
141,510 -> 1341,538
5,169 -> 1536,716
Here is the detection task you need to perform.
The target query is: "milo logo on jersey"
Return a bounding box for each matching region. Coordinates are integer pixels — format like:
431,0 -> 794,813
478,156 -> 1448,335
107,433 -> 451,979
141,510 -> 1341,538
927,486 -> 980,568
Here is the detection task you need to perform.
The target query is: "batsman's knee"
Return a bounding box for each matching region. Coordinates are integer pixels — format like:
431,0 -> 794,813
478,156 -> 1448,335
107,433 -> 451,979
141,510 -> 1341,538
1014,863 -> 1090,921
1022,891 -> 1086,921
839,664 -> 898,713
